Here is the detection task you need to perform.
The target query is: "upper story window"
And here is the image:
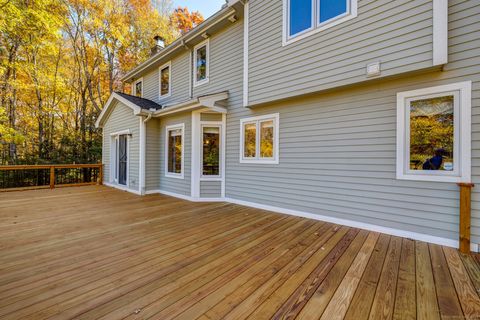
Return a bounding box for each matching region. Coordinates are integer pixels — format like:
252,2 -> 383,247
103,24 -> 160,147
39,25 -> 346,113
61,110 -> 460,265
159,62 -> 171,98
396,82 -> 471,183
285,0 -> 357,45
194,39 -> 209,87
133,78 -> 143,97
240,113 -> 279,164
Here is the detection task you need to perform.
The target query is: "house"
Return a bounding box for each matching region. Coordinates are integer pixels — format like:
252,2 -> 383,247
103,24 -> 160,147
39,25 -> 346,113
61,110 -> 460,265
95,0 -> 480,251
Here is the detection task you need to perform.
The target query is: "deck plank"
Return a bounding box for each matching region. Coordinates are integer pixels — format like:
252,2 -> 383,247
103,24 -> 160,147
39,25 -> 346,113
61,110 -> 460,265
0,186 -> 478,320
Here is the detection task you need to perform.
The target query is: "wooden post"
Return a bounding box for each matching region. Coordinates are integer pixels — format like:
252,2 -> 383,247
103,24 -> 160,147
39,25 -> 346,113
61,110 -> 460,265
98,164 -> 103,185
49,166 -> 55,189
458,182 -> 474,253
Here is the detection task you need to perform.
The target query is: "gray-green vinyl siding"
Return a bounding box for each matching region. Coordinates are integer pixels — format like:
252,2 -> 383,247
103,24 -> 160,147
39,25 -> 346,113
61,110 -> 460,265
200,181 -> 222,198
159,112 -> 192,196
247,0 -> 436,105
146,119 -> 161,191
102,101 -> 140,192
225,0 -> 480,244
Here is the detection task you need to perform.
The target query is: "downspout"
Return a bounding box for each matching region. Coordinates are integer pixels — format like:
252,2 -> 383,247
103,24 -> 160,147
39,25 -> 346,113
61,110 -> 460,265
139,112 -> 153,195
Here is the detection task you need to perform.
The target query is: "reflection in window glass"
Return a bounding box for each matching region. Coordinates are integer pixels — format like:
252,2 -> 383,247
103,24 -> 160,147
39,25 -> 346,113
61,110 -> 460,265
289,0 -> 313,36
260,120 -> 274,158
196,45 -> 207,82
409,95 -> 454,171
168,128 -> 182,174
160,66 -> 170,96
135,81 -> 142,97
203,127 -> 220,176
244,123 -> 256,158
319,0 -> 348,23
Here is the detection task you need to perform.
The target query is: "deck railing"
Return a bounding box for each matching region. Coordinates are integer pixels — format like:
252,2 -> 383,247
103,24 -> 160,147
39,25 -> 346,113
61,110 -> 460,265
0,164 -> 103,191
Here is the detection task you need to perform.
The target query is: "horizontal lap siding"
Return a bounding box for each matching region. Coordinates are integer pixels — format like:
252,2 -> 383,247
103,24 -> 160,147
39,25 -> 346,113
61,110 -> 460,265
146,119 -> 161,191
200,181 -> 222,198
225,0 -> 480,243
102,102 -> 140,192
247,0 -> 434,105
159,112 -> 192,196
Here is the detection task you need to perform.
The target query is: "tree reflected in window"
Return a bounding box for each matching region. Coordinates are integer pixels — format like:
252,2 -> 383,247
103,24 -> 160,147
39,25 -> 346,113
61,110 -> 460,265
203,127 -> 220,176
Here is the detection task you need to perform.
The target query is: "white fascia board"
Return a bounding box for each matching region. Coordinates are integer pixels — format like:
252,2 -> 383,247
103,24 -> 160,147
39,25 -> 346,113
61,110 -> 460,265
95,92 -> 144,128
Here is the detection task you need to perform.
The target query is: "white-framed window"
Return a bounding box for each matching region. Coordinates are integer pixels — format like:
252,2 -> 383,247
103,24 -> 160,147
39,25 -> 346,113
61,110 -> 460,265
133,77 -> 143,97
165,123 -> 184,179
193,39 -> 209,87
283,0 -> 357,45
240,113 -> 279,164
396,82 -> 471,183
201,124 -> 222,179
159,61 -> 171,98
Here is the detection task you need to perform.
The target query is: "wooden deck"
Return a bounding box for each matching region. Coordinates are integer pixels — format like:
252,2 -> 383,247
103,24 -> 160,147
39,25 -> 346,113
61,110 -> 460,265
0,186 -> 479,320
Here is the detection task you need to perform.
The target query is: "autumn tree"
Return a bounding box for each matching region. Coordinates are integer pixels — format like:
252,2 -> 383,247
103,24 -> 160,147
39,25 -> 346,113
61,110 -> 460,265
170,7 -> 204,35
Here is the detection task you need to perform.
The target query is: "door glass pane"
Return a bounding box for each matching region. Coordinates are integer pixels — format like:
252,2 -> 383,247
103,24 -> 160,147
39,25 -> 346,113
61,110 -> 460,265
409,95 -> 454,171
260,120 -> 274,158
161,66 -> 170,96
289,0 -> 313,36
244,123 -> 256,158
118,135 -> 127,185
168,129 -> 182,174
202,127 -> 220,176
135,81 -> 142,97
319,0 -> 348,23
196,45 -> 207,82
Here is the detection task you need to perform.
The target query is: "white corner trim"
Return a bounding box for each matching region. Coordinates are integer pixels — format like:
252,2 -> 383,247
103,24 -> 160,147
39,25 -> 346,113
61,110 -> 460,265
433,0 -> 448,66
191,111 -> 201,197
239,113 -> 280,164
165,123 -> 185,179
193,39 -> 210,87
243,1 -> 249,107
159,61 -> 172,99
140,187 -> 460,249
104,182 -> 142,195
396,81 -> 471,183
224,197 -> 460,249
139,117 -> 146,195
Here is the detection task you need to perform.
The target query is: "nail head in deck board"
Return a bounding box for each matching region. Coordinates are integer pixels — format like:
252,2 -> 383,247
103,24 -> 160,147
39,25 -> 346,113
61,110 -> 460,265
392,238 -> 416,320
416,241 -> 440,320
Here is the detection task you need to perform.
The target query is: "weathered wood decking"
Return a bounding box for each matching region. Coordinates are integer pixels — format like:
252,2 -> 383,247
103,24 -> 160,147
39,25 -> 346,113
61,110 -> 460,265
0,186 -> 479,319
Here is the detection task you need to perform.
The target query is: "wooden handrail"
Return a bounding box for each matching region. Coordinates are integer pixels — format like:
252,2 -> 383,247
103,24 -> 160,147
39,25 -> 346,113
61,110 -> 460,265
0,164 -> 103,190
458,182 -> 474,254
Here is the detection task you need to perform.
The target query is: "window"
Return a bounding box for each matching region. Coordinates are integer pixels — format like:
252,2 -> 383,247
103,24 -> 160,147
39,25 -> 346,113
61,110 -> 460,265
133,78 -> 143,97
165,124 -> 184,178
202,126 -> 221,177
194,39 -> 209,86
240,114 -> 279,164
397,82 -> 471,183
159,62 -> 171,98
285,0 -> 357,44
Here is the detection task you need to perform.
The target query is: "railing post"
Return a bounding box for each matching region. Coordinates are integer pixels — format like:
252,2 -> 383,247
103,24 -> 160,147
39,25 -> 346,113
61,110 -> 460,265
458,182 -> 474,253
98,164 -> 103,185
50,166 -> 55,189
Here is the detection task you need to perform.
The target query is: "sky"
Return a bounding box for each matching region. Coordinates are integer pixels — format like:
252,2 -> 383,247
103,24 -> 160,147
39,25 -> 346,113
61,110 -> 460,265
174,0 -> 226,18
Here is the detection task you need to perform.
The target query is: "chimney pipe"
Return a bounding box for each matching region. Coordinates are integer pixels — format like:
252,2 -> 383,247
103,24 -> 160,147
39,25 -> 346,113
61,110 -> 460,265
151,35 -> 165,56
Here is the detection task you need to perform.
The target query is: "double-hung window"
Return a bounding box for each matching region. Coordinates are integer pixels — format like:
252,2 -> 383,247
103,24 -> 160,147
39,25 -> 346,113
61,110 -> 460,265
159,62 -> 171,98
396,82 -> 471,183
193,39 -> 209,86
285,0 -> 357,43
165,124 -> 184,179
240,114 -> 279,164
133,78 -> 143,97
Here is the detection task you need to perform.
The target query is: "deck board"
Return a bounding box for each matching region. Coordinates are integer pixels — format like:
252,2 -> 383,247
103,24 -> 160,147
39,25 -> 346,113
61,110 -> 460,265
0,186 -> 478,319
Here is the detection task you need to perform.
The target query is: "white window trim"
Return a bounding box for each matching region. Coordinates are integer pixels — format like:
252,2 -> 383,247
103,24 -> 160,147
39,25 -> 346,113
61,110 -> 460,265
282,0 -> 358,46
159,61 -> 172,99
200,122 -> 223,181
396,81 -> 471,183
165,123 -> 185,179
133,77 -> 144,97
193,39 -> 210,87
240,113 -> 279,165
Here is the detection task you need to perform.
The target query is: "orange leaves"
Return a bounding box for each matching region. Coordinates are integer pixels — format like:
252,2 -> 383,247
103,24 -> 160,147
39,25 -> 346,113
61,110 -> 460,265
170,6 -> 204,35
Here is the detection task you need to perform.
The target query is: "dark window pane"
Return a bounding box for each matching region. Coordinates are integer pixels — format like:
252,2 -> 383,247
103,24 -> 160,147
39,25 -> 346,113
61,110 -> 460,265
319,0 -> 347,23
161,66 -> 170,96
409,95 -> 454,171
244,123 -> 256,158
135,81 -> 142,97
260,120 -> 274,158
118,135 -> 127,185
196,45 -> 207,82
289,0 -> 312,36
168,129 -> 182,174
202,127 -> 220,176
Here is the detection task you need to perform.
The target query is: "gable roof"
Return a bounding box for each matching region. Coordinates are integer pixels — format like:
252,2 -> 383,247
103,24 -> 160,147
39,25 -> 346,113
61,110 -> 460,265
95,92 -> 162,128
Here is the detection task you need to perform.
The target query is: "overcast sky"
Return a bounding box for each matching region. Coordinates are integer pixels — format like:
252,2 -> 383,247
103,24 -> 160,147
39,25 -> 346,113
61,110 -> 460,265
174,0 -> 226,18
